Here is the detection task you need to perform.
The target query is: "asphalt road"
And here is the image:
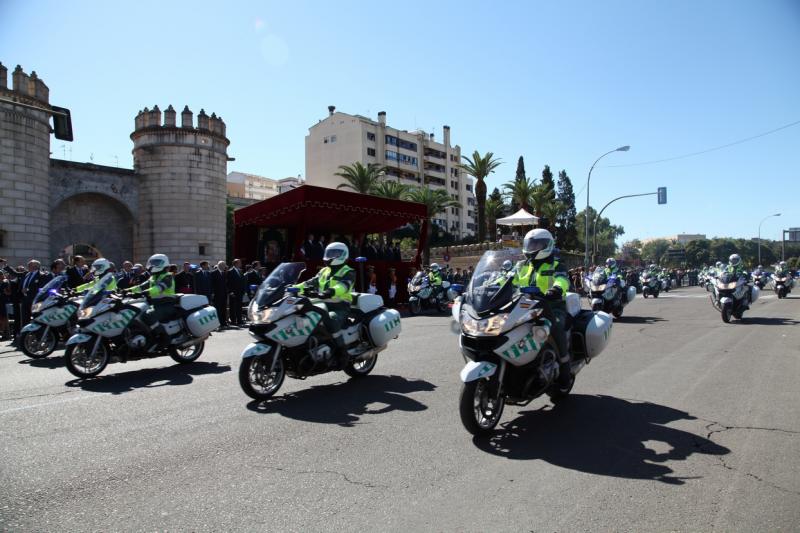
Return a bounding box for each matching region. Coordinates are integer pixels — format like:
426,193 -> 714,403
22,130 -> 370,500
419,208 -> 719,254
1,286 -> 799,532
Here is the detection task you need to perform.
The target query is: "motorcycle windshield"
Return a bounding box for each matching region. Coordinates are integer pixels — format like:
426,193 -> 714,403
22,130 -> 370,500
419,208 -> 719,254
411,272 -> 424,285
591,268 -> 607,285
253,262 -> 305,308
33,275 -> 67,304
466,250 -> 521,314
80,273 -> 116,310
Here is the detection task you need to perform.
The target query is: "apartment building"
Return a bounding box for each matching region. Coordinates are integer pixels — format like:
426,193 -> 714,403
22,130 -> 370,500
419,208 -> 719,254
227,172 -> 305,207
305,107 -> 477,237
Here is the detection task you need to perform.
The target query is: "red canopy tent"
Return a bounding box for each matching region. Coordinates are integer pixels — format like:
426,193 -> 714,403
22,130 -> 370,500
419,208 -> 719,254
233,185 -> 429,301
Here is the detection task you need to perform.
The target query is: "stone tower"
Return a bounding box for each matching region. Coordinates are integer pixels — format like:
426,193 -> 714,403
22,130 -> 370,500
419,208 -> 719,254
131,105 -> 229,264
0,63 -> 52,266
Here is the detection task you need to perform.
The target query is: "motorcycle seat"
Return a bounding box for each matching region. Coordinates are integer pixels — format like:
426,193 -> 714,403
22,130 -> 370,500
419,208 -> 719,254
352,293 -> 383,313
177,294 -> 209,310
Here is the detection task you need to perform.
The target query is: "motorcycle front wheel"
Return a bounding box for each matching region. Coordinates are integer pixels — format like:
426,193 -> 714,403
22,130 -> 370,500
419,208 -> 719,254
721,304 -> 732,323
409,299 -> 421,315
437,298 -> 450,314
20,328 -> 57,359
459,378 -> 505,436
239,354 -> 285,401
169,341 -> 205,364
65,339 -> 109,378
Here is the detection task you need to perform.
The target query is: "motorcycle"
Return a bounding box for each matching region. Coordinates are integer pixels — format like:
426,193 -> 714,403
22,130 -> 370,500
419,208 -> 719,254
659,273 -> 671,292
586,267 -> 636,318
18,275 -> 82,359
772,272 -> 793,299
640,272 -> 660,298
64,273 -> 220,378
407,271 -> 451,315
752,272 -> 767,290
712,272 -> 758,323
239,262 -> 402,401
454,251 -> 613,435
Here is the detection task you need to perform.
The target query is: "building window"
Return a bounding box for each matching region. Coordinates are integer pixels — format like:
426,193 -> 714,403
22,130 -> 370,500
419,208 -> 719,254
323,137 -> 328,144
367,147 -> 376,157
385,150 -> 399,162
330,135 -> 337,143
367,132 -> 375,141
466,184 -> 472,192
385,135 -> 398,146
450,168 -> 459,177
198,243 -> 209,256
0,229 -> 5,248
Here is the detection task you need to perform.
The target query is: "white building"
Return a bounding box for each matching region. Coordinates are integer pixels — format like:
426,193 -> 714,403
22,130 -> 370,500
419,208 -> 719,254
305,107 -> 476,237
227,172 -> 305,205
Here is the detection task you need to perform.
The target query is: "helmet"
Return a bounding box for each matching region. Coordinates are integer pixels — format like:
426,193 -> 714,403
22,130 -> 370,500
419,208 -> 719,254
729,254 -> 741,267
522,229 -> 555,261
501,260 -> 513,272
90,258 -> 111,276
605,258 -> 616,269
323,242 -> 349,266
430,263 -> 440,273
780,261 -> 786,268
715,261 -> 722,268
146,253 -> 169,273
757,265 -> 763,270
650,264 -> 657,270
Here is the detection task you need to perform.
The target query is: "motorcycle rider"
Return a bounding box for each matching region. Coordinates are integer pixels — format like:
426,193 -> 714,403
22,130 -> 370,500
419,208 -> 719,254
428,263 -> 444,299
125,254 -> 175,346
511,229 -> 571,387
76,258 -> 116,293
725,254 -> 748,278
295,242 -> 355,368
775,261 -> 789,277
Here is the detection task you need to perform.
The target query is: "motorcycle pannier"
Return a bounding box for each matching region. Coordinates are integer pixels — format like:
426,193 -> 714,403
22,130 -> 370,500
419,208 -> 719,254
626,285 -> 636,303
186,305 -> 220,337
570,310 -> 613,360
367,308 -> 402,347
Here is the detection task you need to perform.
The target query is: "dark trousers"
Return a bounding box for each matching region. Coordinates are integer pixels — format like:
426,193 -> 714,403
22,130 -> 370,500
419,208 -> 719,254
541,299 -> 569,364
20,299 -> 33,330
213,297 -> 228,327
11,303 -> 22,338
229,293 -> 243,325
319,301 -> 350,336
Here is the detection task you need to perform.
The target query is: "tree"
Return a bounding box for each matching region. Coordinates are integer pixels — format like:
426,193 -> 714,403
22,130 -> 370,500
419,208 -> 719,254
511,156 -> 526,212
489,187 -> 503,204
404,187 -> 461,264
540,165 -> 556,200
621,239 -> 642,262
539,199 -> 564,235
576,207 -> 625,263
485,197 -> 506,241
502,176 -> 536,212
460,151 -> 502,243
709,238 -> 738,264
335,162 -> 386,194
371,180 -> 408,199
556,170 -> 579,251
640,239 -> 671,265
530,182 -> 555,218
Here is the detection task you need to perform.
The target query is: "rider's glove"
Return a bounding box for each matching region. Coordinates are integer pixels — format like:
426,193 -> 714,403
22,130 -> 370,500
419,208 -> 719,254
545,286 -> 563,301
321,288 -> 335,299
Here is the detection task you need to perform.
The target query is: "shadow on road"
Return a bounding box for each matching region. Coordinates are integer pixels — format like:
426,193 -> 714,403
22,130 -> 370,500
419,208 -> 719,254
246,374 -> 436,427
19,355 -> 64,369
739,316 -> 800,326
613,316 -> 667,324
472,394 -> 729,485
65,361 -> 231,394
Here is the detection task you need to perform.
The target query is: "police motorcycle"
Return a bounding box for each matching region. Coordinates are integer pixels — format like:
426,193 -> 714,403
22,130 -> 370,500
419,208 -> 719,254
18,275 -> 82,358
64,273 -> 220,378
640,270 -> 660,298
772,269 -> 793,299
407,269 -> 451,315
239,261 -> 403,401
658,271 -> 672,292
711,271 -> 758,323
752,267 -> 768,290
586,267 -> 636,318
453,251 -> 613,435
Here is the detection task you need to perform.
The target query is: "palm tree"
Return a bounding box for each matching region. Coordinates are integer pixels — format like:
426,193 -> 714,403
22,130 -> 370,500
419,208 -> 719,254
539,199 -> 564,235
530,182 -> 555,218
371,180 -> 409,200
404,187 -> 461,265
502,176 -> 537,212
460,151 -> 502,243
335,162 -> 387,194
485,197 -> 507,241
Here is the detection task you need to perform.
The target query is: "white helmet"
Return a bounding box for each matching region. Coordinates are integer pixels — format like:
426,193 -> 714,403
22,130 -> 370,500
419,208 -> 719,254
780,261 -> 787,268
729,254 -> 741,267
501,260 -> 513,272
715,261 -> 722,268
430,263 -> 440,273
90,258 -> 111,276
606,258 -> 616,269
522,228 -> 555,261
146,253 -> 169,273
323,242 -> 349,266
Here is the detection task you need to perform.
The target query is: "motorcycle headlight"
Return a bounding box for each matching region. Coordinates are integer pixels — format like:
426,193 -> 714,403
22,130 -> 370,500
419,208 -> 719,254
31,302 -> 43,314
461,311 -> 510,336
78,307 -> 94,319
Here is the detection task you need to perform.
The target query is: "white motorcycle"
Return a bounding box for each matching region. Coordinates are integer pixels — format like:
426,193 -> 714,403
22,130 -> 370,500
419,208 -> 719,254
64,273 -> 220,378
407,271 -> 451,315
586,267 -> 636,318
454,251 -> 613,435
711,271 -> 759,323
772,272 -> 793,299
19,275 -> 81,358
239,262 -> 402,401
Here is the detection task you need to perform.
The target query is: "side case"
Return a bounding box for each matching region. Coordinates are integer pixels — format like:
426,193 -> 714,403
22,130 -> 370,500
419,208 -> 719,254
186,306 -> 220,337
368,308 -> 402,347
570,310 -> 613,360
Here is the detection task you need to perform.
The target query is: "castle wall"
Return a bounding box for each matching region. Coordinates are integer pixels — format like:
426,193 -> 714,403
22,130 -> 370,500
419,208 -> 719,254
0,64 -> 52,266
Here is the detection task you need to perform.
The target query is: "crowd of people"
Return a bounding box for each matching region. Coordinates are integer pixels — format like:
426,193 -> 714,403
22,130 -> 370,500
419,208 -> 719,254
0,255 -> 269,345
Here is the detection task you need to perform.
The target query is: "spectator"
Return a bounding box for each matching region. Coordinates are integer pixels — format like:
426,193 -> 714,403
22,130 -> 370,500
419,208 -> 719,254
117,261 -> 135,289
131,263 -> 150,285
302,233 -> 318,260
3,264 -> 24,345
50,259 -> 66,277
66,255 -> 88,288
392,242 -> 402,262
245,263 -> 260,297
316,235 -> 326,259
211,261 -> 229,329
0,271 -> 10,340
194,261 -> 213,302
168,264 -> 179,276
21,260 -> 52,329
175,262 -> 194,294
227,258 -> 245,327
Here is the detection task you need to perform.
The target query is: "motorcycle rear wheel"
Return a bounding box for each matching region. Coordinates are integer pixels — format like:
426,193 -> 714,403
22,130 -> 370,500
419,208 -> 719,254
239,354 -> 285,401
344,351 -> 378,378
459,378 -> 505,436
20,328 -> 57,359
437,299 -> 449,314
65,340 -> 109,378
169,341 -> 205,364
612,307 -> 623,318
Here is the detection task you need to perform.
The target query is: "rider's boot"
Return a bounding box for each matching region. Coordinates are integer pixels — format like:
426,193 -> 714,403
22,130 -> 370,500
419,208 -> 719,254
557,361 -> 572,388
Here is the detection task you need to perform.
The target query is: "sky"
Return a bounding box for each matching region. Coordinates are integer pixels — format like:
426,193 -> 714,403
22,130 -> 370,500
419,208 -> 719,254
2,0 -> 799,243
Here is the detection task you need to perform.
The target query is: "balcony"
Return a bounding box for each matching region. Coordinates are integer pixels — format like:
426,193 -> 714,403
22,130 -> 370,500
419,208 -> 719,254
424,175 -> 447,187
424,148 -> 446,159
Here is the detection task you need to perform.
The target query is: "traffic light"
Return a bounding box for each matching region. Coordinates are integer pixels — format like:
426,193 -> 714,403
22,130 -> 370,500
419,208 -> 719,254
657,187 -> 667,205
52,106 -> 73,141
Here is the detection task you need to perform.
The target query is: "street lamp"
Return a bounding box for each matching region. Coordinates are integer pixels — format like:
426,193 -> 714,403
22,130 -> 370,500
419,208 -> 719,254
757,213 -> 781,265
585,145 -> 630,267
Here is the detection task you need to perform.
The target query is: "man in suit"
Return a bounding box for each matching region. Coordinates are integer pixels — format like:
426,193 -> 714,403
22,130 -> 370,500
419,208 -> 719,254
194,261 -> 213,303
226,258 -> 245,326
211,261 -> 228,330
175,262 -> 195,294
66,256 -> 89,289
117,261 -> 135,290
302,234 -> 319,260
21,260 -> 53,329
245,262 -> 261,296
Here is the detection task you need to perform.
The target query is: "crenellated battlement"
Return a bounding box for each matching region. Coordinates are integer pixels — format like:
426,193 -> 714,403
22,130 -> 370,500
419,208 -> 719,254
0,62 -> 50,105
132,104 -> 227,139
